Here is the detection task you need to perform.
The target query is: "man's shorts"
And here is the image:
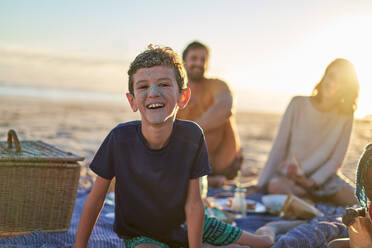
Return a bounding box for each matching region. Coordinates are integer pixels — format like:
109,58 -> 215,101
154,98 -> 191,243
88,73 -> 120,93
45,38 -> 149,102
211,153 -> 243,180
123,214 -> 243,248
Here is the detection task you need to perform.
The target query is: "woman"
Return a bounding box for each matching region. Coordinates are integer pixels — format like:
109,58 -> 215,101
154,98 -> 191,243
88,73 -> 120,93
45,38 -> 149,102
257,58 -> 359,206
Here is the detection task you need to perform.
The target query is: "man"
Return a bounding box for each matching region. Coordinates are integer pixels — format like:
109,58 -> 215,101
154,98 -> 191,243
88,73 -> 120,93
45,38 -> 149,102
177,41 -> 243,185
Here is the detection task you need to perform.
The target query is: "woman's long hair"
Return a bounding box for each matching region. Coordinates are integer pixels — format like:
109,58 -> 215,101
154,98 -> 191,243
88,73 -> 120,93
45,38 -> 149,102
311,58 -> 359,115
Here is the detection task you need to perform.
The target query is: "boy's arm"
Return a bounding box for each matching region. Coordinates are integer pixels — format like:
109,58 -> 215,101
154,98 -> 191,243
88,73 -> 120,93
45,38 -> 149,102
74,176 -> 111,248
185,178 -> 205,248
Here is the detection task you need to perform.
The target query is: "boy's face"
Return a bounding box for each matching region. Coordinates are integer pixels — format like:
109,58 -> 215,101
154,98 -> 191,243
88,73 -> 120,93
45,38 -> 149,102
127,65 -> 190,126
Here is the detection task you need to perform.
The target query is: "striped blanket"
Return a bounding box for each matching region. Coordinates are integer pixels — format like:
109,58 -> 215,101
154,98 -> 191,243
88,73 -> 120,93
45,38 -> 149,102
0,187 -> 348,248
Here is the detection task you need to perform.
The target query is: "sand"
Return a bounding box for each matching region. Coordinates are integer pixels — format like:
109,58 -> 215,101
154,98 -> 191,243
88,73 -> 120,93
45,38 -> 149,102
1,95 -> 371,188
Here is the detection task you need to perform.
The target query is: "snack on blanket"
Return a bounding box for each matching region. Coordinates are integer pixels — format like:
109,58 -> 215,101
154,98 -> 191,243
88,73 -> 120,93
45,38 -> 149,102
262,194 -> 287,214
246,199 -> 256,210
279,194 -> 324,220
226,198 -> 256,211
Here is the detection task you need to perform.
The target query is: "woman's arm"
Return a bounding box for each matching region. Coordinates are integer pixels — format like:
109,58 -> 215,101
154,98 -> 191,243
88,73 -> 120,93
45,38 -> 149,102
257,97 -> 297,187
74,176 -> 111,248
185,178 -> 205,248
310,116 -> 353,186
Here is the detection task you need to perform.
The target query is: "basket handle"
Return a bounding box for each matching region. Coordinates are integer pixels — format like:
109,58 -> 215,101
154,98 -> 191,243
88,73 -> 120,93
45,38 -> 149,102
7,129 -> 22,153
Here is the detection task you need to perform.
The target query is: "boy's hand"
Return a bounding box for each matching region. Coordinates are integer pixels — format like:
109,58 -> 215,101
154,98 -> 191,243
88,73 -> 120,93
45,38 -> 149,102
342,208 -> 359,226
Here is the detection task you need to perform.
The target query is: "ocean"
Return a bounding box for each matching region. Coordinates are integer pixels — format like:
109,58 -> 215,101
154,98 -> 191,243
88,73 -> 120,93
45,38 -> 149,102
0,84 -> 123,103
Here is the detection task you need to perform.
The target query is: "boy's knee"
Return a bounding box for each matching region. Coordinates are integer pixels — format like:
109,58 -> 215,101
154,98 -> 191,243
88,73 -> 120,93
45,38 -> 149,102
259,235 -> 275,247
237,230 -> 274,248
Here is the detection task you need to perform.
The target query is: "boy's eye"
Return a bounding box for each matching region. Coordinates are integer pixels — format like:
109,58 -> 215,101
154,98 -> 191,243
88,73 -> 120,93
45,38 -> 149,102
137,85 -> 148,90
159,82 -> 170,87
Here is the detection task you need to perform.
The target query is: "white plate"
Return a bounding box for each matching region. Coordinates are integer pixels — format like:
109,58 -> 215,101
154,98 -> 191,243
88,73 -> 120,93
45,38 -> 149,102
261,194 -> 287,214
209,197 -> 266,214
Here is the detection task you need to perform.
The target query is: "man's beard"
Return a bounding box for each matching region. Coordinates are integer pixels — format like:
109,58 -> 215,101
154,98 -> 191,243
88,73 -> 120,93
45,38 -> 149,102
187,66 -> 204,82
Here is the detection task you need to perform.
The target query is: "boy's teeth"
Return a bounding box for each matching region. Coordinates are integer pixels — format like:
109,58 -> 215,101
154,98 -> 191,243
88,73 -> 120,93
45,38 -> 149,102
148,103 -> 164,109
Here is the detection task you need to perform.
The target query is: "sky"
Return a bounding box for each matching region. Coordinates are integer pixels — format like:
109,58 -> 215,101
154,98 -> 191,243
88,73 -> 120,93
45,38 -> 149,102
1,0 -> 372,117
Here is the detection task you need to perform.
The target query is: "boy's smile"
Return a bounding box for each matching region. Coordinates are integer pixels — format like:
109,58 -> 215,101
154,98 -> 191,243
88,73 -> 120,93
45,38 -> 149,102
127,65 -> 189,127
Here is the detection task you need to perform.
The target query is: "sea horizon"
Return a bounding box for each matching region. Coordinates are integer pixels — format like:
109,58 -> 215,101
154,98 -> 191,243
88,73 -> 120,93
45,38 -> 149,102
2,82 -> 371,120
0,82 -> 292,115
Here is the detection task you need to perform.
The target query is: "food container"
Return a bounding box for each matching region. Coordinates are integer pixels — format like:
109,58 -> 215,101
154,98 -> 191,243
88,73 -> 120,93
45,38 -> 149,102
279,194 -> 324,220
0,129 -> 84,236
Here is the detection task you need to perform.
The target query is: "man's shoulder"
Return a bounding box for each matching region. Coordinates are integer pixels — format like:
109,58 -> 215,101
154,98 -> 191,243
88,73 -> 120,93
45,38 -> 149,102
202,78 -> 231,94
205,78 -> 228,86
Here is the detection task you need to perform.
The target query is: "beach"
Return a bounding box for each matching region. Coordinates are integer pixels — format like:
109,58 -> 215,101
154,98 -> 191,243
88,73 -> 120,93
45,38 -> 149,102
1,95 -> 371,187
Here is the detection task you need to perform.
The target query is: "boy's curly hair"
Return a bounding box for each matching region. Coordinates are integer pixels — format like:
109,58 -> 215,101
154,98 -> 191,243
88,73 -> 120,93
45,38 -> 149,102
127,45 -> 186,94
355,143 -> 372,208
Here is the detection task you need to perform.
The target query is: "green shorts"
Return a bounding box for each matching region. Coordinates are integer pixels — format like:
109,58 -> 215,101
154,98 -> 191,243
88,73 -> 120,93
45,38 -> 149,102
123,214 -> 242,248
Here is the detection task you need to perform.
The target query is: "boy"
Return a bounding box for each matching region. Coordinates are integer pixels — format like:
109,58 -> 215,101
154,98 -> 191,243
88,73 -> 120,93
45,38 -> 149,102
328,143 -> 372,248
74,46 -> 274,248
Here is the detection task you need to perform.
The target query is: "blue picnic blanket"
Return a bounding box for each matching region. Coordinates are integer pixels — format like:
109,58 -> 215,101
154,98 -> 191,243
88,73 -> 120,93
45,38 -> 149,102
0,186 -> 348,248
233,196 -> 348,247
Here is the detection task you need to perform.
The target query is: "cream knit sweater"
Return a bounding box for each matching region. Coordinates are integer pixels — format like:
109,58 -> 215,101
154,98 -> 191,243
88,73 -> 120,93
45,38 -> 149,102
258,96 -> 353,187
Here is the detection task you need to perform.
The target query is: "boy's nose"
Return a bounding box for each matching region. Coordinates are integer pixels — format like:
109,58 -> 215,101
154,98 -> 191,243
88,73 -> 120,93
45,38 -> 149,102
148,85 -> 161,97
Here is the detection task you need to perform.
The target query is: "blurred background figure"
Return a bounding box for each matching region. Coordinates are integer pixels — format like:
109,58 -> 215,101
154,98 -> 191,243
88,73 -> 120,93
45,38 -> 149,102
177,41 -> 243,187
257,58 -> 360,206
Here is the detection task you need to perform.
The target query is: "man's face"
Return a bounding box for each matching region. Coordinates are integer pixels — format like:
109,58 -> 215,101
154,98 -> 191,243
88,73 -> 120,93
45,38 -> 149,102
127,65 -> 189,127
184,48 -> 208,82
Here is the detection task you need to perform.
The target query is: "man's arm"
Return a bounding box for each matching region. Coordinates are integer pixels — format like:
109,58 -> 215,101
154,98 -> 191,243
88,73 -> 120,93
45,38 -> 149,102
196,80 -> 233,132
185,178 -> 205,248
74,176 -> 111,248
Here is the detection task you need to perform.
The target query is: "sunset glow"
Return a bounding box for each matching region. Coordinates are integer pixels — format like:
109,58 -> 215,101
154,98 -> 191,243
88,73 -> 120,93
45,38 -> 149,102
1,0 -> 372,117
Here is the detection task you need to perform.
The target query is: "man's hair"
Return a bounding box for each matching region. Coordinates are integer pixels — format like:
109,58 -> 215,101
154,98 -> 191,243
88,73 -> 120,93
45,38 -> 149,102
182,41 -> 209,61
128,45 -> 186,94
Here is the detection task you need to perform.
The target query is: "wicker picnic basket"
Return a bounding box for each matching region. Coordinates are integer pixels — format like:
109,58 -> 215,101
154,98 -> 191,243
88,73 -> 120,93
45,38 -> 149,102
0,129 -> 84,236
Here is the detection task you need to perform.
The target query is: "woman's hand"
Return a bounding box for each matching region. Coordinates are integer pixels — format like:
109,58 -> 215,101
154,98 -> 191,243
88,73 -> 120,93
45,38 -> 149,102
295,175 -> 315,190
286,163 -> 298,180
286,165 -> 316,191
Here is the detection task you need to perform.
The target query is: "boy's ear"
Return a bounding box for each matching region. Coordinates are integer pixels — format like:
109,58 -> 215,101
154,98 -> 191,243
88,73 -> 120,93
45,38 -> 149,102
126,93 -> 138,112
177,88 -> 191,109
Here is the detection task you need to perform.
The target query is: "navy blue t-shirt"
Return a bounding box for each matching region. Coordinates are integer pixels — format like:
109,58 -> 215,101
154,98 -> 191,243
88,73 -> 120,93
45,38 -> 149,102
90,119 -> 211,246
